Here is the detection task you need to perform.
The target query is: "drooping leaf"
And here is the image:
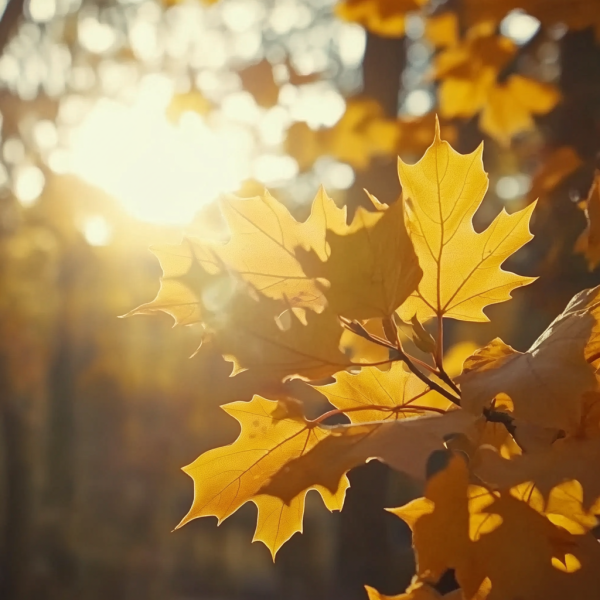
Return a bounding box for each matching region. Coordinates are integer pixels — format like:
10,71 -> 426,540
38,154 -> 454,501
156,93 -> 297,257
397,121 -> 536,323
128,252 -> 352,381
130,188 -> 346,317
458,286 -> 600,432
315,362 -> 452,424
391,455 -> 600,600
475,437 -> 600,512
260,410 -> 477,504
176,396 -> 349,558
299,194 -> 422,320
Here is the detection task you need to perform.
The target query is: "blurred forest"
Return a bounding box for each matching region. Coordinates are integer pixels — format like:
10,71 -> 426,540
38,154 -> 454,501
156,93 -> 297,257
1,0 -> 600,599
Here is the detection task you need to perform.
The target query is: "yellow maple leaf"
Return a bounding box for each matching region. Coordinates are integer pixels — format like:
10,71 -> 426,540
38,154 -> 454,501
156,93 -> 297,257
458,285 -> 600,432
479,75 -> 561,146
475,437 -> 600,513
133,188 -> 346,316
299,194 -> 422,320
177,396 -> 349,558
335,0 -> 426,38
425,12 -> 459,49
287,99 -> 400,171
575,172 -> 600,270
397,121 -> 536,323
260,410 -> 477,506
463,0 -> 600,40
127,249 -> 353,381
435,26 -> 560,144
315,362 -> 452,424
391,455 -> 600,600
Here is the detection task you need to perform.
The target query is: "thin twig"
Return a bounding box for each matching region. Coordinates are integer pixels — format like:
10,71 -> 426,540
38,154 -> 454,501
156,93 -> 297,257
311,403 -> 449,425
342,319 -> 461,406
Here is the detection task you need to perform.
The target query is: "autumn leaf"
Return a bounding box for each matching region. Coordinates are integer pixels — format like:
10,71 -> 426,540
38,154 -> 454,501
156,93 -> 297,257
479,75 -> 561,146
286,99 -> 400,171
397,120 -> 536,323
425,12 -> 459,48
298,193 -> 422,320
134,188 -> 346,315
213,188 -> 346,310
458,285 -> 600,432
475,437 -> 600,512
391,455 -> 600,600
435,26 -> 560,144
527,146 -> 583,203
260,410 -> 477,505
131,257 -> 352,381
335,0 -> 426,38
463,0 -> 600,40
314,362 -> 452,424
177,396 -> 349,558
575,172 -> 600,270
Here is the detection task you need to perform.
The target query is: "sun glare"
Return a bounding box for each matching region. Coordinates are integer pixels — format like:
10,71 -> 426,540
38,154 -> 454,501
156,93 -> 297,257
66,75 -> 252,225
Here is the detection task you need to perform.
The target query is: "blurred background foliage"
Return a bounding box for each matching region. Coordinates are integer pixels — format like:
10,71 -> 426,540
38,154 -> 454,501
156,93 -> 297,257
0,0 -> 599,599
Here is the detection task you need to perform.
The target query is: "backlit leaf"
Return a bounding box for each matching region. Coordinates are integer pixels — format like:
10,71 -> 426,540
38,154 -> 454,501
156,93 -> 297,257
299,194 -> 422,320
392,455 -> 600,600
315,362 -> 452,423
458,286 -> 600,432
397,121 -> 535,323
177,396 -> 349,558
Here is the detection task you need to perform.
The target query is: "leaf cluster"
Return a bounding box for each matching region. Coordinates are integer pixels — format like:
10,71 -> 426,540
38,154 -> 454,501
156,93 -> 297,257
128,127 -> 600,598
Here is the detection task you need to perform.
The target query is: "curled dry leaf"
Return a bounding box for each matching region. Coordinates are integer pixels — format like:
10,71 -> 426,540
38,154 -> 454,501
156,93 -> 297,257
458,285 -> 600,432
397,120 -> 535,323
